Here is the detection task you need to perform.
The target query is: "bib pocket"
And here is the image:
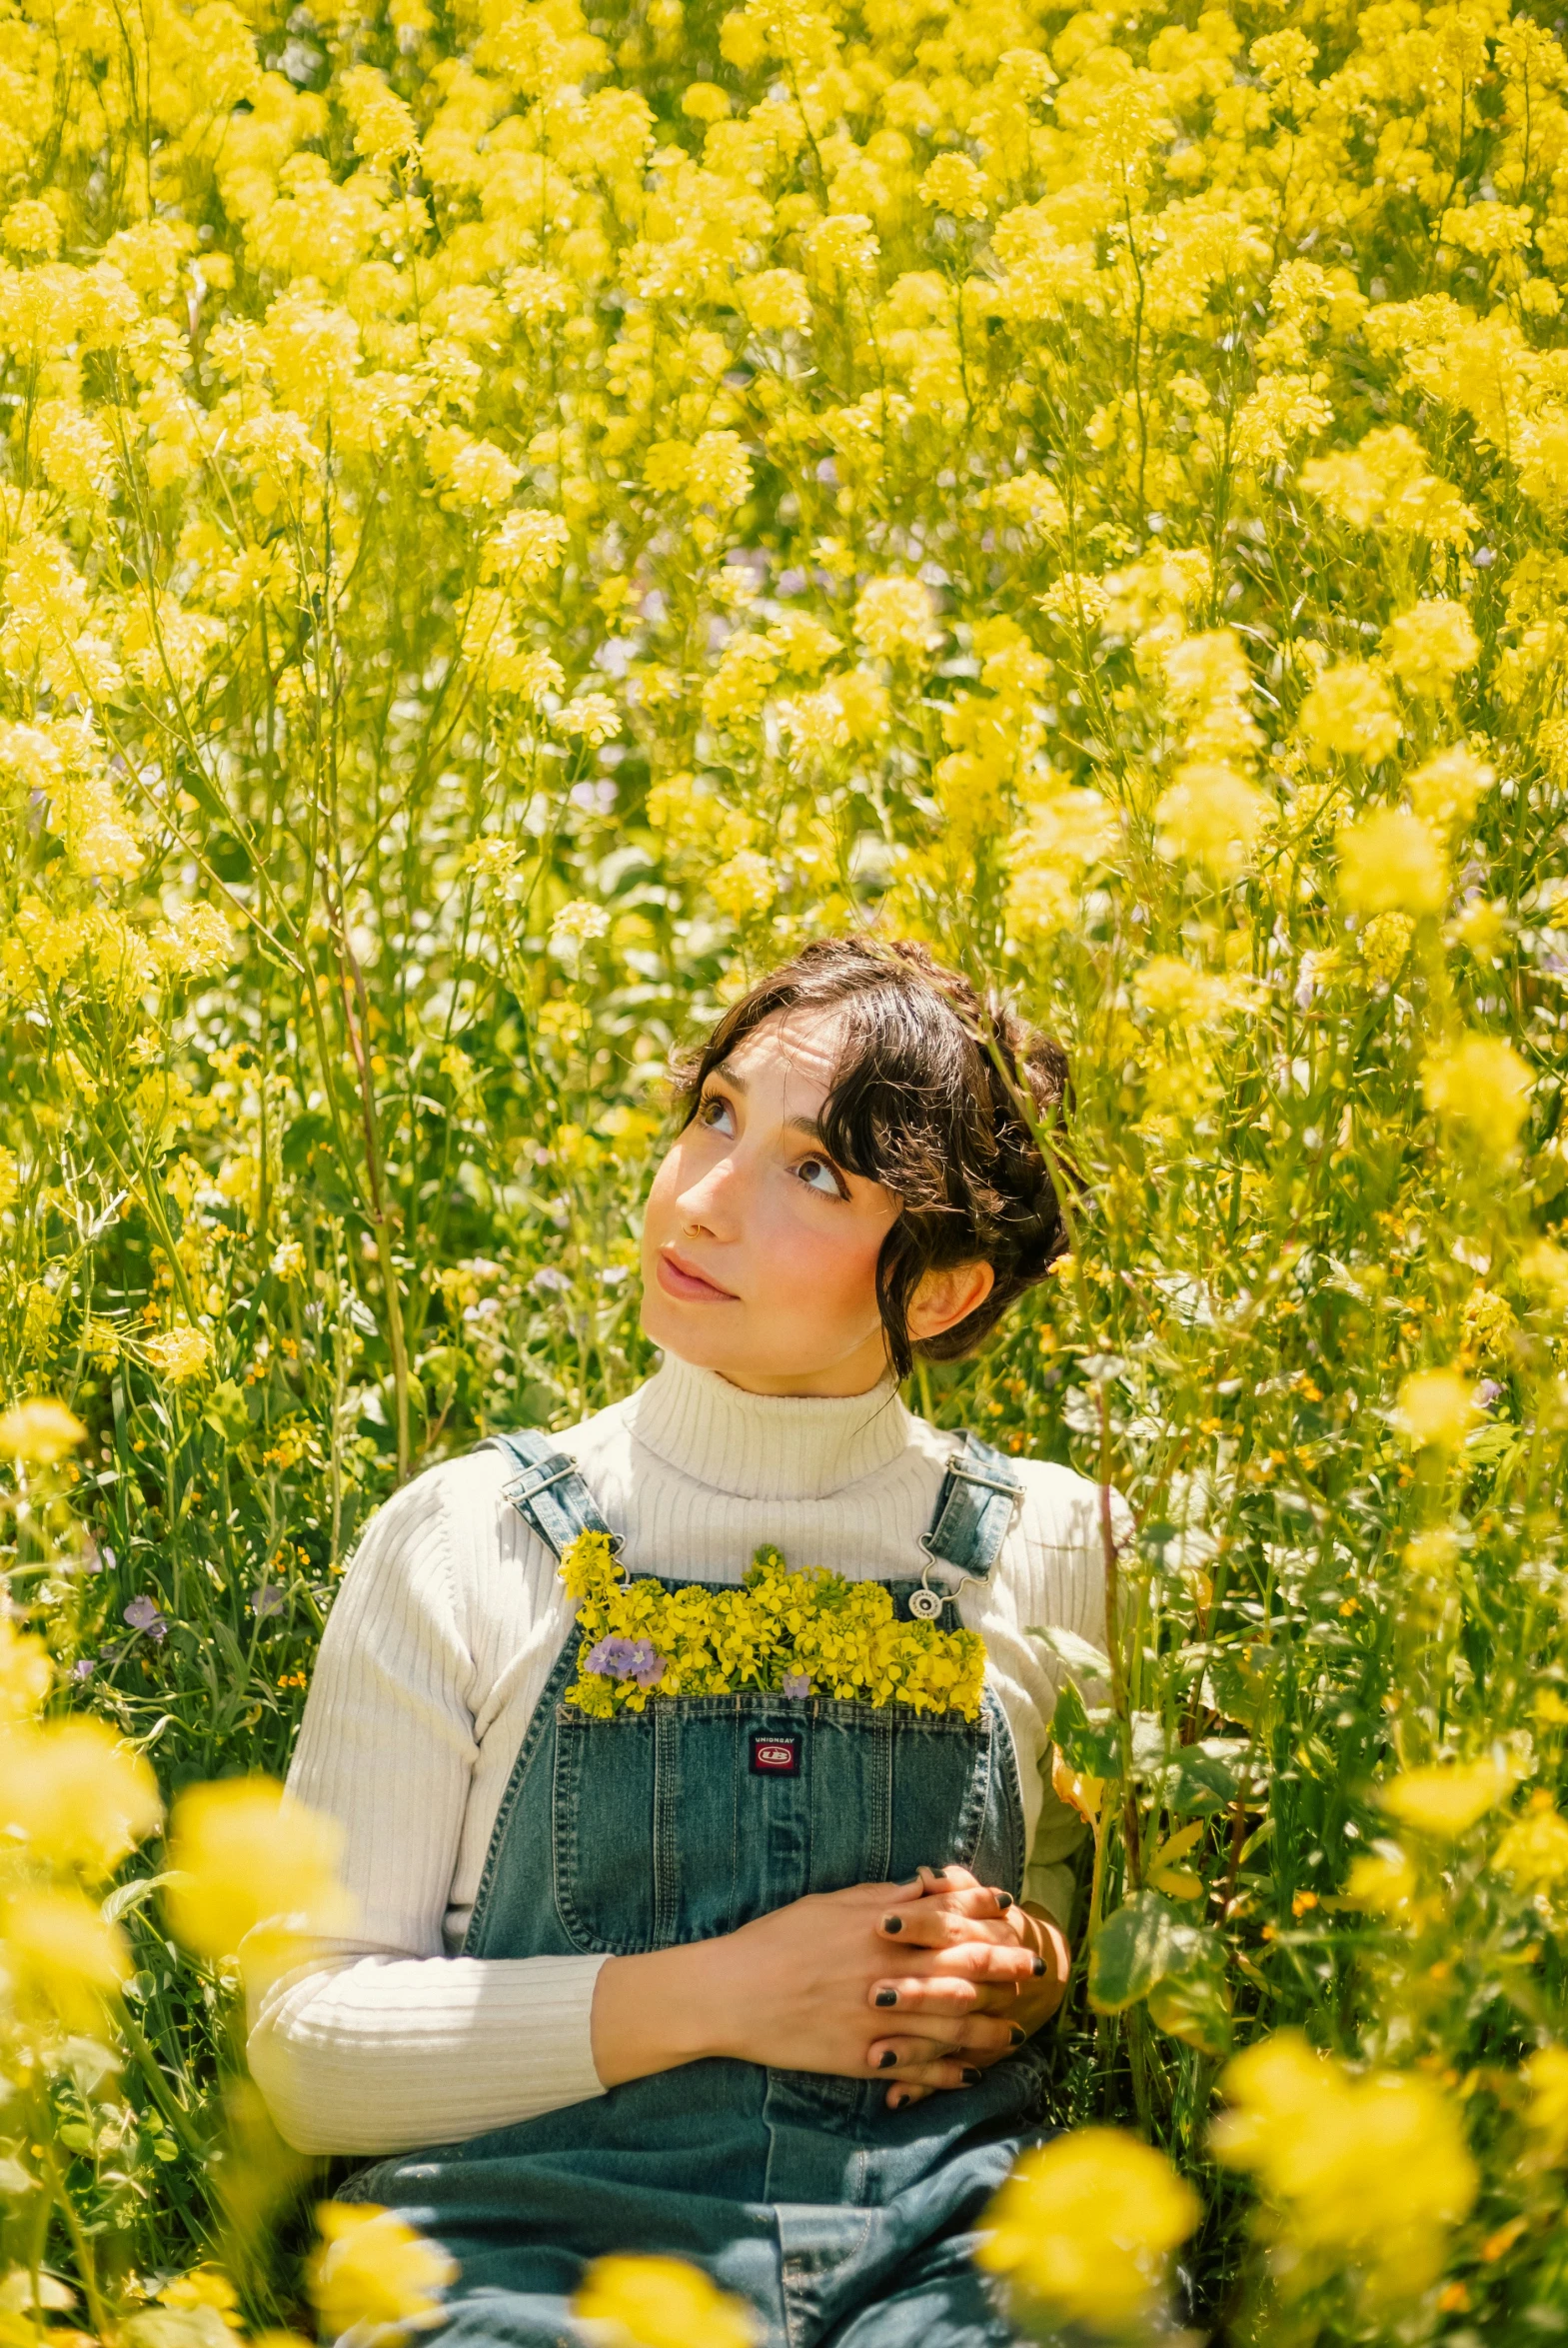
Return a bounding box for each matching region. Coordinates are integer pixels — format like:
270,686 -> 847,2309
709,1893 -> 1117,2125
550,1692 -> 1012,1957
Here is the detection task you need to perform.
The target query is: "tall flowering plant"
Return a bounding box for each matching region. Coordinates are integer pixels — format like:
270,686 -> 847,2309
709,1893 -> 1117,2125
0,0 -> 1565,2333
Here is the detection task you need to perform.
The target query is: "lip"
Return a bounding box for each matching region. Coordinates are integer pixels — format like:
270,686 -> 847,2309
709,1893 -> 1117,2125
657,1246 -> 740,1303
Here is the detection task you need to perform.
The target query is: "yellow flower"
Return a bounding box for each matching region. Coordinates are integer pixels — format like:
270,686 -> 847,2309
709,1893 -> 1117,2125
307,2205 -> 456,2345
738,269 -> 810,333
0,1622 -> 51,1719
1340,1846 -> 1416,1913
0,1396 -> 86,1462
1359,911 -> 1413,983
0,1718 -> 161,1879
157,2271 -> 242,2330
1524,2045 -> 1568,2163
1394,1368 -> 1477,1452
1382,1759 -> 1512,1839
917,154 -> 988,219
1492,1805 -> 1568,1888
708,850 -> 778,922
1213,2032 -> 1476,2297
550,899 -> 612,949
571,2255 -> 759,2348
1298,664 -> 1402,763
976,2129 -> 1200,2335
1408,745 -> 1494,836
1380,600 -> 1479,696
1336,809 -> 1447,917
163,1777 -> 355,1982
144,1325 -> 214,1385
2,1885 -> 131,2034
1153,762 -> 1269,880
1421,1034 -> 1533,1156
852,577 -> 937,664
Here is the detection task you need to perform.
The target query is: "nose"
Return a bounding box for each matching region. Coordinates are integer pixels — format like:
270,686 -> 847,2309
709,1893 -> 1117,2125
676,1145 -> 746,1240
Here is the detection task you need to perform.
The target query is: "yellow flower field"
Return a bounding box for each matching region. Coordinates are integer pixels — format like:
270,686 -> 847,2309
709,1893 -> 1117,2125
1,0 -> 1567,2334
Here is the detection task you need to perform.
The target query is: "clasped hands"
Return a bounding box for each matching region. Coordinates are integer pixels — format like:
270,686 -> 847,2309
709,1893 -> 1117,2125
591,1864 -> 1070,2108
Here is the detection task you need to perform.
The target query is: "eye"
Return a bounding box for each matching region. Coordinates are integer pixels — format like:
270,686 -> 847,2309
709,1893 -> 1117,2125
697,1091 -> 735,1134
795,1154 -> 845,1198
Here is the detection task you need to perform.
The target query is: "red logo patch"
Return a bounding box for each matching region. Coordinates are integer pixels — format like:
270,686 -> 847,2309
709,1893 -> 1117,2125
751,1733 -> 800,1776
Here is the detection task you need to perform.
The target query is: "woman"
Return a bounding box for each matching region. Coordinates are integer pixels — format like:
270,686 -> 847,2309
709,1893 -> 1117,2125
251,937 -> 1117,2348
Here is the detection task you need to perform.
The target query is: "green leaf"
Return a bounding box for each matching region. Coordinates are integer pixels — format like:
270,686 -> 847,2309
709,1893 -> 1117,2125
103,1872 -> 178,1927
1047,1678 -> 1121,1784
1028,1623 -> 1111,1681
1088,1890 -> 1182,2012
1148,1929 -> 1233,2057
1161,1738 -> 1255,1815
203,1380 -> 253,1451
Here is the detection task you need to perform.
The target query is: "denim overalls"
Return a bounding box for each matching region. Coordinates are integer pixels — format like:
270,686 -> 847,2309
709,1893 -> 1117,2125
343,1428 -> 1056,2348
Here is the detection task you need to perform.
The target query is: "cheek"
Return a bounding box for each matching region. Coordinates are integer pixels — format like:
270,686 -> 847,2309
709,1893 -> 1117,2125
641,1147 -> 684,1242
760,1197 -> 887,1320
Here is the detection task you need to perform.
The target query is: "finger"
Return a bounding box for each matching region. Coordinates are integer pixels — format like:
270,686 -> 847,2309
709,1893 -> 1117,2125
867,2016 -> 1020,2068
879,1938 -> 1044,1986
869,1975 -> 1025,2018
884,2082 -> 935,2109
871,2052 -> 986,2092
876,1901 -> 1020,1947
914,1865 -> 1016,1917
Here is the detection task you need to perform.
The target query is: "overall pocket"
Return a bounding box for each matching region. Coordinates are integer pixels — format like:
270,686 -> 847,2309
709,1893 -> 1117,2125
551,1693 -> 1008,1954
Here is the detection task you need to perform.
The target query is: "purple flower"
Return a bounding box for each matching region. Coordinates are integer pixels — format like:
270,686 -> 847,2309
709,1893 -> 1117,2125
70,1657 -> 95,1681
783,1671 -> 811,1699
252,1583 -> 286,1619
585,1635 -> 666,1688
123,1595 -> 168,1642
1475,1379 -> 1503,1410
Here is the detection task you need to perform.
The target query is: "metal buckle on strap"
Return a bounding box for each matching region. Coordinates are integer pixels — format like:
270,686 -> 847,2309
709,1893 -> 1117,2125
946,1459 -> 1023,1501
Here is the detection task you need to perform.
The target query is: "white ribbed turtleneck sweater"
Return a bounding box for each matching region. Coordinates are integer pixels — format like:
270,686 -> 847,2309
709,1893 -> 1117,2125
248,1354 -> 1114,2157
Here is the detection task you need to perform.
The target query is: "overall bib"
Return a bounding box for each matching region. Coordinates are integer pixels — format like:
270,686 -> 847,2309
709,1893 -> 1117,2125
342,1429 -> 1057,2348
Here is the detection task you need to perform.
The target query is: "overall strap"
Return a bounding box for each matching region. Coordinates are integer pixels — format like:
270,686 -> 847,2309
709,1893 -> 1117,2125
476,1428 -> 620,1564
917,1430 -> 1024,1595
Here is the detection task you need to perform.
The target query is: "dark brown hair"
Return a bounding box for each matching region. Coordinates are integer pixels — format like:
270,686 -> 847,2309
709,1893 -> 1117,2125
674,937 -> 1071,1380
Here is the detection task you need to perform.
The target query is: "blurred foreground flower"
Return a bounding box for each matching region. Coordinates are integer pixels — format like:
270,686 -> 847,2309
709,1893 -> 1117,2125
975,2127 -> 1200,2335
164,1777 -> 355,1985
0,1396 -> 86,1462
571,2255 -> 759,2348
1394,1369 -> 1477,1452
1211,2030 -> 1477,2301
1382,1759 -> 1513,1839
0,1715 -> 161,1877
2,1883 -> 130,2031
308,2204 -> 456,2348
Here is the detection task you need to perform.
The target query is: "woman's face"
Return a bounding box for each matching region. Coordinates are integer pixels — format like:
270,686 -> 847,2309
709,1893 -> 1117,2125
640,1009 -> 991,1397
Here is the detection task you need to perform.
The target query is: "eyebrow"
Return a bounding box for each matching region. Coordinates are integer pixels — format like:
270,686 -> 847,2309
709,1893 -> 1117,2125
708,1063 -> 830,1151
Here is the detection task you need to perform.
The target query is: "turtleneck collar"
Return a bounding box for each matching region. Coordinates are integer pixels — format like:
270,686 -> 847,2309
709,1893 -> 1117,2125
629,1349 -> 916,1502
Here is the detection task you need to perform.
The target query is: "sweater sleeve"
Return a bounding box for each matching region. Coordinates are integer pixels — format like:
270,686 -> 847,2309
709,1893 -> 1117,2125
245,1461 -> 609,2157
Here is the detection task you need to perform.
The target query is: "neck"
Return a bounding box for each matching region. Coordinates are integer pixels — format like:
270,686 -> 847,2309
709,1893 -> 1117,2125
629,1349 -> 916,1502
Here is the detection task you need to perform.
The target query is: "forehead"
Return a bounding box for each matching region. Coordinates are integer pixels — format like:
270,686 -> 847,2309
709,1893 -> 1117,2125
720,1006 -> 850,1098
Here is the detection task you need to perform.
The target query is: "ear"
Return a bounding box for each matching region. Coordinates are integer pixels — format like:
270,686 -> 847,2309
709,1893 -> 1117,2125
906,1259 -> 995,1343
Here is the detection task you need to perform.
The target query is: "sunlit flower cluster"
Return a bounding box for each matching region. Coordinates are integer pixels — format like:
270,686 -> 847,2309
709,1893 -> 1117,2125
561,1531 -> 985,1717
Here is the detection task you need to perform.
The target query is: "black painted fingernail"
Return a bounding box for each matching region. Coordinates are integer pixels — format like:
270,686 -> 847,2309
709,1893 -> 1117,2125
888,2091 -> 905,2109
928,1865 -> 948,1878
995,1891 -> 1013,1910
1009,2024 -> 1026,2046
961,2067 -> 981,2086
1031,1956 -> 1046,1976
875,1988 -> 897,2007
882,1915 -> 902,1934
878,2048 -> 897,2069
